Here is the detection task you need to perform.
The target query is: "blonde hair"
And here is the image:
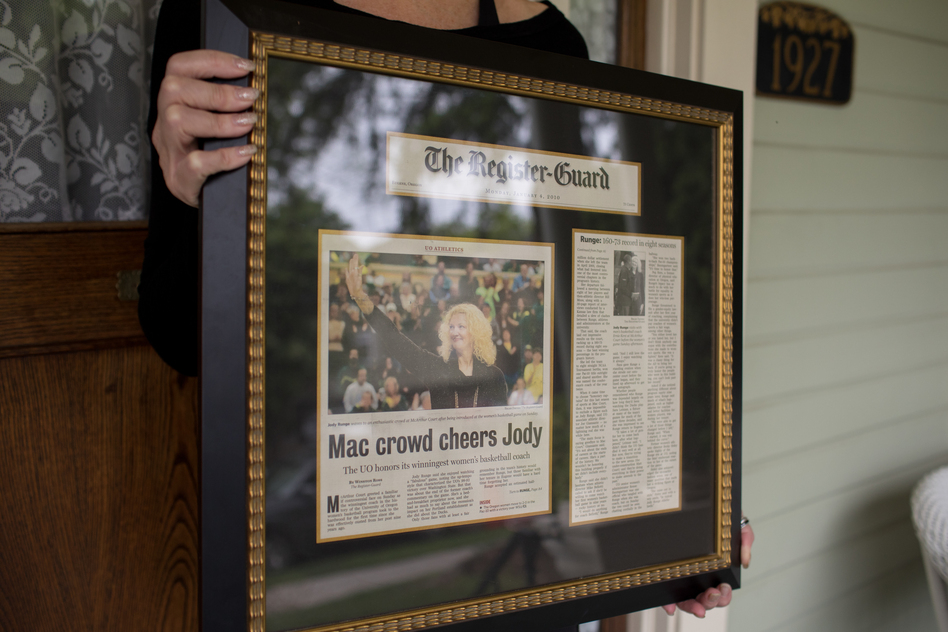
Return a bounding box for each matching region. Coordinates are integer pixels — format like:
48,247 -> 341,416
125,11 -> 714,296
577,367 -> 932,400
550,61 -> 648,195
438,303 -> 497,365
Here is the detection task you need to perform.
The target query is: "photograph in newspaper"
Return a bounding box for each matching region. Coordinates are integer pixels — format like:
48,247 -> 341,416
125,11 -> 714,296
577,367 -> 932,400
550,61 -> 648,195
613,251 -> 646,317
318,230 -> 554,541
571,230 -> 684,525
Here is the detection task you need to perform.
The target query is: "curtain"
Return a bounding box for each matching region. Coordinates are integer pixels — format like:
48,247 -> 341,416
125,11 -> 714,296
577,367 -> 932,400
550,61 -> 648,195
0,0 -> 160,223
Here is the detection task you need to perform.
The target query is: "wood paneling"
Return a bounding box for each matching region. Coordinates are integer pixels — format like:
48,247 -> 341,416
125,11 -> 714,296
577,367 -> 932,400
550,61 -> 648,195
747,270 -> 948,342
855,28 -> 948,101
791,559 -> 935,632
0,222 -> 148,354
731,520 -> 926,631
600,614 -> 630,632
755,93 -> 948,155
744,317 -> 948,403
751,147 -> 948,211
745,409 -> 948,518
734,3 -> 948,630
825,0 -> 948,43
0,223 -> 199,632
749,457 -> 943,577
747,213 -> 948,280
744,363 -> 948,462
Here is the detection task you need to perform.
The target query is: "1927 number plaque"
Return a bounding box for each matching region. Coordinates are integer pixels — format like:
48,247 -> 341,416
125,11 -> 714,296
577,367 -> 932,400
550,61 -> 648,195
756,2 -> 854,105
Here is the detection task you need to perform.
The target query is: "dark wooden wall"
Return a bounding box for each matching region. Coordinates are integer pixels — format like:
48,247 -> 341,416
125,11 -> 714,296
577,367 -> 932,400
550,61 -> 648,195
0,222 -> 199,632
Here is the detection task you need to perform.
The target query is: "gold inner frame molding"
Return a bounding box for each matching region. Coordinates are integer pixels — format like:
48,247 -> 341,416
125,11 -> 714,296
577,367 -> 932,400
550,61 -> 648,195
245,30 -> 735,632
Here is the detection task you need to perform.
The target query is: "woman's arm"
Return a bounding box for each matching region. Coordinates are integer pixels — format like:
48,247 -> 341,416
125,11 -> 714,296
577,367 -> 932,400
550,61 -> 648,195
345,254 -> 375,315
139,0 -> 259,375
345,255 -> 441,382
483,366 -> 508,407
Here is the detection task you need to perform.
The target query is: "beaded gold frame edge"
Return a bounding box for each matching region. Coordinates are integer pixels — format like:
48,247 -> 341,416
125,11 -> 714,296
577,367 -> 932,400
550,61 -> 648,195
245,31 -> 734,632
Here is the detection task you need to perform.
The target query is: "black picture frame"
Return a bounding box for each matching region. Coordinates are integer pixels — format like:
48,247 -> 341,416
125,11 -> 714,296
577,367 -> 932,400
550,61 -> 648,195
200,1 -> 744,630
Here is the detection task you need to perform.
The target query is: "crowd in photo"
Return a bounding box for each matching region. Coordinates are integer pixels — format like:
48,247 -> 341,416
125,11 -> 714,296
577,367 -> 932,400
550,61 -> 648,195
327,253 -> 546,413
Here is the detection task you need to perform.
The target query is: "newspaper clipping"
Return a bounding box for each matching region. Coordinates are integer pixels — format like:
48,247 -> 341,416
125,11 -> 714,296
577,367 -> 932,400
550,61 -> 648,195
318,231 -> 554,541
571,230 -> 683,525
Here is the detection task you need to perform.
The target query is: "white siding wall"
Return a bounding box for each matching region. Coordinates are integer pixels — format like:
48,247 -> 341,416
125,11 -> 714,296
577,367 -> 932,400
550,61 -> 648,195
730,1 -> 948,630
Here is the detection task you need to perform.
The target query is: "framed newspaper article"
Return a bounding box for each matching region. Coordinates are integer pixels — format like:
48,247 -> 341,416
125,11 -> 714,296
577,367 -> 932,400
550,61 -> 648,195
200,0 -> 744,631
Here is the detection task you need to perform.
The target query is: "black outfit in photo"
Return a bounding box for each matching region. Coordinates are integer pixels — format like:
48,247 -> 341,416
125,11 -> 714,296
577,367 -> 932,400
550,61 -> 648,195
138,0 -> 588,376
365,307 -> 507,409
615,265 -> 642,316
631,270 -> 643,314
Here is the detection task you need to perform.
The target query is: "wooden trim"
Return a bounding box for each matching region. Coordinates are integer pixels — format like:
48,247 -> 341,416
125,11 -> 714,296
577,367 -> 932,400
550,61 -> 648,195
0,227 -> 148,352
0,336 -> 150,360
0,220 -> 149,234
601,614 -> 629,632
616,0 -> 647,69
0,346 -> 199,632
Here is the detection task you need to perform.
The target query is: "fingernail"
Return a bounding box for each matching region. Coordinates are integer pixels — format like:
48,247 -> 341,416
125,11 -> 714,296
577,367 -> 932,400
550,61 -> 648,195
234,112 -> 257,126
236,87 -> 260,101
721,583 -> 732,596
237,144 -> 258,156
708,591 -> 720,605
235,57 -> 255,71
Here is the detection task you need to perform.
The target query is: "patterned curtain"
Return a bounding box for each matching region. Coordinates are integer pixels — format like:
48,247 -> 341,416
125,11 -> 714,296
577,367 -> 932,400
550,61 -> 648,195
0,0 -> 160,223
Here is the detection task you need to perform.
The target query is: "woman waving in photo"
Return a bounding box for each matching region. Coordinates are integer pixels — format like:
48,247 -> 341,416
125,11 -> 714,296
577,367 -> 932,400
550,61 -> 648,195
345,254 -> 507,409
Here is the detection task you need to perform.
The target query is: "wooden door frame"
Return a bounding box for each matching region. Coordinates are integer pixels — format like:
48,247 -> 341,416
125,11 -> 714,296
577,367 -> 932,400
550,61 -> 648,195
617,0 -> 648,69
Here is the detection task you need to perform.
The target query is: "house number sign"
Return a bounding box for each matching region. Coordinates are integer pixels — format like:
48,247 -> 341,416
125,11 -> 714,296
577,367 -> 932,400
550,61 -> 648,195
756,2 -> 854,104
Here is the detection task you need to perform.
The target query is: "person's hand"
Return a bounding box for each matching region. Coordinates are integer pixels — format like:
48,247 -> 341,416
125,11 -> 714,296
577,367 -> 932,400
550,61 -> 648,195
661,521 -> 755,618
740,520 -> 755,569
152,49 -> 259,207
661,583 -> 733,618
345,254 -> 364,298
